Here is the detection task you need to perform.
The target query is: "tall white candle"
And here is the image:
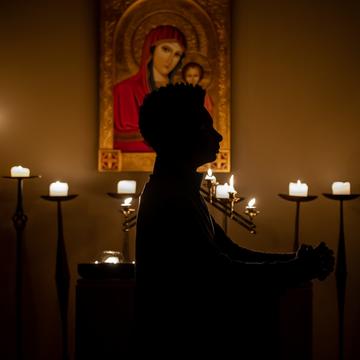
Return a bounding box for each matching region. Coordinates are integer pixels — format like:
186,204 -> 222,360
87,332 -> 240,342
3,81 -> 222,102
117,180 -> 136,194
49,181 -> 69,196
332,181 -> 351,195
216,183 -> 230,199
289,180 -> 308,197
11,166 -> 30,177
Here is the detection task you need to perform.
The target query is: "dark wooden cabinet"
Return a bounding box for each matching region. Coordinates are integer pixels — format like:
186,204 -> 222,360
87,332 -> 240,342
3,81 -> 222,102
75,278 -> 312,359
75,278 -> 135,359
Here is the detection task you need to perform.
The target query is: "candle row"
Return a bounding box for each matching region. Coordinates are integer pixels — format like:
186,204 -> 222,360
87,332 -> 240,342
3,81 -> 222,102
9,166 -> 138,197
289,180 -> 351,196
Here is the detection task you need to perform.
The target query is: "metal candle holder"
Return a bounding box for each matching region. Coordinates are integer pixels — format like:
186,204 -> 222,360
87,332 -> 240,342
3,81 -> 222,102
107,193 -> 137,262
322,193 -> 359,360
41,194 -> 78,360
2,175 -> 39,360
199,186 -> 257,234
278,194 -> 317,251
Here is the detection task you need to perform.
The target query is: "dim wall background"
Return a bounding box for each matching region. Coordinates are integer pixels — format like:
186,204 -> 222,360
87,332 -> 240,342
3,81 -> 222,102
0,0 -> 359,359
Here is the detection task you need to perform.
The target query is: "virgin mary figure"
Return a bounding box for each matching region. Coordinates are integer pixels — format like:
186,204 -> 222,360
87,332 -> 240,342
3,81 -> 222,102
113,25 -> 187,152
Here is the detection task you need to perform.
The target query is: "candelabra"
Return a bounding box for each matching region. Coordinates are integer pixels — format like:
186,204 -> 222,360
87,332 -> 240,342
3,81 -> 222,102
278,194 -> 317,251
107,193 -> 137,262
322,192 -> 359,360
200,184 -> 258,234
2,174 -> 39,360
41,194 -> 78,360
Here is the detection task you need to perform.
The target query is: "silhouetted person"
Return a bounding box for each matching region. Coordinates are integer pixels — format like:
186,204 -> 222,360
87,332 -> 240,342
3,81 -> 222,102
135,83 -> 334,358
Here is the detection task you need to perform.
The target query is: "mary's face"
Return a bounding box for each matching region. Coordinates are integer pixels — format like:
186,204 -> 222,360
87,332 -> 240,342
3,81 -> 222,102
152,41 -> 184,77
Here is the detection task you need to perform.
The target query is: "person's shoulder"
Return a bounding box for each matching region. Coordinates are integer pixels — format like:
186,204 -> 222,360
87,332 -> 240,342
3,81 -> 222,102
113,74 -> 142,92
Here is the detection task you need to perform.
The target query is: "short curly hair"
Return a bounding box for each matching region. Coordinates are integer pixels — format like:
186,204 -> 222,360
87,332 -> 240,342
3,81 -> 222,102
139,83 -> 206,154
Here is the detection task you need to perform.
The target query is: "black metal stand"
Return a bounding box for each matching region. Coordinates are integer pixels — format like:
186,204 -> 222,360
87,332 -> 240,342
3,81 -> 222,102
322,193 -> 359,360
107,193 -> 137,262
2,175 -> 39,360
278,194 -> 317,251
41,194 -> 78,360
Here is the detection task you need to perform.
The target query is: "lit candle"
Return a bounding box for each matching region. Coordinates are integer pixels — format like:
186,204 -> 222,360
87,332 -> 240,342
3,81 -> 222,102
246,198 -> 256,209
216,183 -> 230,199
205,169 -> 216,182
121,197 -> 133,207
49,181 -> 69,196
11,165 -> 30,177
289,180 -> 308,197
332,181 -> 351,195
117,180 -> 136,194
229,174 -> 236,193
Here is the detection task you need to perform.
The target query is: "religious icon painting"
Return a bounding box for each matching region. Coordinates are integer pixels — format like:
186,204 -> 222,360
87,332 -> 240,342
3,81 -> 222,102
98,0 -> 231,172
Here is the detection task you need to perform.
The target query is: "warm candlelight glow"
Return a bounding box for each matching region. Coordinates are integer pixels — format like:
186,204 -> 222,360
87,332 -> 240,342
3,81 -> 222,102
104,256 -> 120,264
332,181 -> 351,195
117,180 -> 136,194
229,175 -> 236,193
49,181 -> 69,196
247,198 -> 256,208
11,165 -> 30,177
121,197 -> 133,206
289,180 -> 308,197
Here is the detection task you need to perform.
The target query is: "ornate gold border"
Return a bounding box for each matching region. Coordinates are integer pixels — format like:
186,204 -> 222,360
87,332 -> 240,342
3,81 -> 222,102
98,0 -> 231,172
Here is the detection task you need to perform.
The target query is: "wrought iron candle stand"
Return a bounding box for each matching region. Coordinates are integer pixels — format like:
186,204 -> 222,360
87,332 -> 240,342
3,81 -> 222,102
199,185 -> 257,234
41,194 -> 78,360
278,194 -> 317,251
2,175 -> 39,360
107,192 -> 137,262
322,193 -> 359,360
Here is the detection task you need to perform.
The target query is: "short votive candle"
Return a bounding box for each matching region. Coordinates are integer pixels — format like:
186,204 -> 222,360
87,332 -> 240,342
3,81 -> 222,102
49,181 -> 69,196
11,166 -> 30,177
117,180 -> 136,194
332,181 -> 351,195
289,180 -> 308,197
216,183 -> 230,199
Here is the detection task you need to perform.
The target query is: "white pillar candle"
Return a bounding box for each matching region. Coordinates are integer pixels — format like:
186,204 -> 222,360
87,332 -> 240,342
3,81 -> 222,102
332,181 -> 351,195
49,181 -> 69,196
289,180 -> 308,197
216,183 -> 230,199
117,180 -> 136,194
11,166 -> 30,177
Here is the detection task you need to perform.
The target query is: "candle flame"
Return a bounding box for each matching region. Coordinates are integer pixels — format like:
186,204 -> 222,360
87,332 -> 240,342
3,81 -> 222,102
207,168 -> 213,177
229,175 -> 234,187
248,198 -> 256,207
124,197 -> 132,205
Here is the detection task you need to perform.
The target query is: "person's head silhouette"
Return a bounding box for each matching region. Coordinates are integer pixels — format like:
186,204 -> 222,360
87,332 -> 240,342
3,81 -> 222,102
139,83 -> 222,169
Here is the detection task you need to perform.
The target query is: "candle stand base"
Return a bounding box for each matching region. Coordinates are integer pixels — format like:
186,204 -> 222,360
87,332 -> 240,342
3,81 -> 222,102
41,194 -> 78,360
